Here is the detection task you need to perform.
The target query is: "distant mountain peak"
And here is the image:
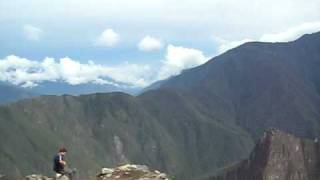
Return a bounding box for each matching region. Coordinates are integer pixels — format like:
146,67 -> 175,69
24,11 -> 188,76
207,129 -> 320,180
261,128 -> 293,142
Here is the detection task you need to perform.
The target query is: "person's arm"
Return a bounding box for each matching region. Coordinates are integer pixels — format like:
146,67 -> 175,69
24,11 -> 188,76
59,155 -> 67,166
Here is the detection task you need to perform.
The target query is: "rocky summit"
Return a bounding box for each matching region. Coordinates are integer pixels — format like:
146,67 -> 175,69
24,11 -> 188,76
24,174 -> 70,180
24,174 -> 53,180
204,128 -> 320,180
22,164 -> 169,180
97,164 -> 170,180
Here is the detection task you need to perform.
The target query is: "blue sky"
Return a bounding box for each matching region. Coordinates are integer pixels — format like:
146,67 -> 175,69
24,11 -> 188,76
0,0 -> 320,87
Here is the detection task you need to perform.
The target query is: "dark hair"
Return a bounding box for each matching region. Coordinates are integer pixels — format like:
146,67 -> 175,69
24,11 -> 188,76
59,147 -> 67,153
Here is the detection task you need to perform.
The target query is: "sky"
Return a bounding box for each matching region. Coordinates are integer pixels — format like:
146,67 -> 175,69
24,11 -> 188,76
0,0 -> 320,88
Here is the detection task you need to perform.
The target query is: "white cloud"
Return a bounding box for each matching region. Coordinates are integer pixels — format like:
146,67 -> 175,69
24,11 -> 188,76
213,21 -> 320,54
0,45 -> 208,88
213,37 -> 254,54
260,22 -> 320,42
23,24 -> 43,41
21,81 -> 37,88
0,55 -> 153,88
157,45 -> 207,80
138,36 -> 163,51
106,62 -> 154,87
96,28 -> 120,47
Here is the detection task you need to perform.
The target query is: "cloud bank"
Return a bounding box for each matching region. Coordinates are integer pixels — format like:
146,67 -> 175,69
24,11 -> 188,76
260,22 -> 320,42
0,45 -> 208,88
0,55 -> 153,88
214,21 -> 320,54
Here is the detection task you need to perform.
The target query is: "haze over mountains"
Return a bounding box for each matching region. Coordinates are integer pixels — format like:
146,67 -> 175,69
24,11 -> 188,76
0,81 -> 140,104
29,81 -> 140,96
0,32 -> 320,179
0,82 -> 36,105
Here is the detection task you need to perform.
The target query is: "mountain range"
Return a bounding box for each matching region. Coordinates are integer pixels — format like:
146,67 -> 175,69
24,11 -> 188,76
0,32 -> 320,179
0,82 -> 36,105
0,81 -> 140,104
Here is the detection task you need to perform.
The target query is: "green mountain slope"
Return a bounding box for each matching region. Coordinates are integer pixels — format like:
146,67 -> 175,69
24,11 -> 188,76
0,92 -> 253,179
155,32 -> 320,139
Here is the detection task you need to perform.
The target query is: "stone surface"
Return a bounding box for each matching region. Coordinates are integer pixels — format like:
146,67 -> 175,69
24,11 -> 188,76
24,174 -> 53,180
55,175 -> 70,180
24,174 -> 71,180
97,164 -> 170,180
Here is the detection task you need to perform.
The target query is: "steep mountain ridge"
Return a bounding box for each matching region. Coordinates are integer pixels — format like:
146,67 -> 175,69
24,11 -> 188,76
203,128 -> 320,180
155,32 -> 320,139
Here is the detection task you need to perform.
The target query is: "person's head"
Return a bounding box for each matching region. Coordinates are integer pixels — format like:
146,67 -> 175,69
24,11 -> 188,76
58,147 -> 67,155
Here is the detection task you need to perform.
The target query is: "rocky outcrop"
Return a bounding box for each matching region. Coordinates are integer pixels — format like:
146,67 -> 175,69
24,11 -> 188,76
97,164 -> 170,180
206,128 -> 320,180
24,174 -> 53,180
23,164 -> 170,180
24,174 -> 70,180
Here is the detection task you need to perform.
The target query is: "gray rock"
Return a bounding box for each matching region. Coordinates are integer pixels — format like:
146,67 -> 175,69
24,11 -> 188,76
97,164 -> 170,180
101,168 -> 114,174
24,174 -> 53,180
